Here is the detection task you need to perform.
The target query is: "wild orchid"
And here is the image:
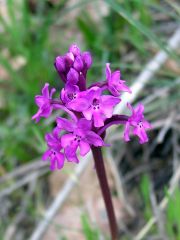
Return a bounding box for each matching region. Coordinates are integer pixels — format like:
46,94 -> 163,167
32,44 -> 151,240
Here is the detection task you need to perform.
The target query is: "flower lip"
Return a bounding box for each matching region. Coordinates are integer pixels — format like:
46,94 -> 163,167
67,92 -> 77,100
73,134 -> 82,143
92,98 -> 100,109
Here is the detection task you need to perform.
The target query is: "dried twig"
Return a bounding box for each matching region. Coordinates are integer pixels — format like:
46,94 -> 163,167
0,159 -> 48,184
157,111 -> 175,143
0,169 -> 48,199
149,183 -> 168,240
4,173 -> 37,240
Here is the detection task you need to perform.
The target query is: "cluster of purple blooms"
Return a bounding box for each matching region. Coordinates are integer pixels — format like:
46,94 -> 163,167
32,44 -> 151,171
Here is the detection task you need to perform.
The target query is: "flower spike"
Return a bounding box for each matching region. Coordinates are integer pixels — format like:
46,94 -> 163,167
32,44 -> 151,170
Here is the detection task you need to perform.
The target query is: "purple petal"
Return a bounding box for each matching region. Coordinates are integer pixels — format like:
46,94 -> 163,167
66,52 -> 75,62
93,112 -> 104,127
133,127 -> 148,144
61,133 -> 74,148
67,68 -> 79,84
82,52 -> 92,69
45,132 -> 54,144
42,83 -> 50,98
65,144 -> 79,163
50,88 -> 56,98
52,126 -> 61,138
106,63 -> 111,80
54,56 -> 66,72
56,117 -> 75,132
77,118 -> 92,131
73,55 -> 84,71
110,71 -> 121,85
102,105 -> 114,118
79,141 -> 90,156
60,88 -> 66,103
143,119 -> 152,129
55,152 -> 65,169
65,83 -> 79,93
42,149 -> 51,161
134,103 -> 144,116
101,95 -> 120,106
83,108 -> 93,120
45,131 -> 61,150
50,157 -> 56,171
32,109 -> 42,122
69,44 -> 80,56
116,80 -> 131,93
67,98 -> 89,111
86,131 -> 104,146
108,85 -> 120,97
35,96 -> 46,107
40,105 -> 52,118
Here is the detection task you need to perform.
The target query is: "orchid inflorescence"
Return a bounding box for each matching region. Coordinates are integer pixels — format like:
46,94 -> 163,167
32,44 -> 151,171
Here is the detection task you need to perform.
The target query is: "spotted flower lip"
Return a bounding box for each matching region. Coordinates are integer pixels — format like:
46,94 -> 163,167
32,83 -> 56,122
124,103 -> 151,144
106,63 -> 131,96
56,117 -> 104,162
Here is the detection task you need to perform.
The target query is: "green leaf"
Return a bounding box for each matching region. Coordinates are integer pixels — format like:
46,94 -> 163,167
81,214 -> 100,240
105,0 -> 178,60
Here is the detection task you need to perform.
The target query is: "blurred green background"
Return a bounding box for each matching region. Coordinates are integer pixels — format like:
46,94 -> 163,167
0,0 -> 180,239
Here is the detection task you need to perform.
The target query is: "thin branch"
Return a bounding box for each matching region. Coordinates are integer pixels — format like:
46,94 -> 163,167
0,169 -> 48,199
149,183 -> 167,240
0,159 -> 48,184
4,174 -> 37,240
157,111 -> 175,143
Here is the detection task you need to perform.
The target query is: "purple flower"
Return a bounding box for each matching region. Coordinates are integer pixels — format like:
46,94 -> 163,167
106,63 -> 131,96
32,44 -> 152,171
124,103 -> 151,144
56,117 -> 104,162
42,128 -> 64,170
32,83 -> 55,122
69,87 -> 120,127
67,68 -> 79,84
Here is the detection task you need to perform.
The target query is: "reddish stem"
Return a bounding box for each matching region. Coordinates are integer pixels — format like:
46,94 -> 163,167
91,146 -> 119,240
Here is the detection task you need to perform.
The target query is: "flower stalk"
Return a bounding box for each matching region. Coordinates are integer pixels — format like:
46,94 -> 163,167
32,43 -> 151,238
92,146 -> 118,240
